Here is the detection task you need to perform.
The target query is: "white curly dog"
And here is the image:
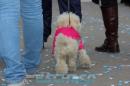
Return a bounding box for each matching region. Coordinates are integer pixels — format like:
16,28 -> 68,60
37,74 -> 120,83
52,12 -> 91,74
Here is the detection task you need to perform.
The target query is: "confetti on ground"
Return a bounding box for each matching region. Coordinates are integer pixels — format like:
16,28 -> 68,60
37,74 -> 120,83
0,2 -> 130,86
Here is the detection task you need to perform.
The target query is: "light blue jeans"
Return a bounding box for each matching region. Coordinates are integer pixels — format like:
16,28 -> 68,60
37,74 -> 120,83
0,0 -> 43,84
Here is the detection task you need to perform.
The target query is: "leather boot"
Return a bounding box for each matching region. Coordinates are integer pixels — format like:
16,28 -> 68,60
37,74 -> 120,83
95,6 -> 120,53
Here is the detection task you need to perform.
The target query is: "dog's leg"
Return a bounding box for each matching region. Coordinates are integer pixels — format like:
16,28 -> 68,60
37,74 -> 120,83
55,54 -> 68,74
79,49 -> 91,68
68,53 -> 77,72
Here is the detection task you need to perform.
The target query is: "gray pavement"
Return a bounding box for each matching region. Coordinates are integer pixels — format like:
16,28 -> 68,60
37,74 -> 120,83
0,1 -> 130,86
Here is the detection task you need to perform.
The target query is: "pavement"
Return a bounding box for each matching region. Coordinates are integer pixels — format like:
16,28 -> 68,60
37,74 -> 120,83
0,1 -> 130,86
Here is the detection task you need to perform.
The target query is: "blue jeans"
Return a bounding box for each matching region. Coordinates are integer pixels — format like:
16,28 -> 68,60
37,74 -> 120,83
0,0 -> 43,84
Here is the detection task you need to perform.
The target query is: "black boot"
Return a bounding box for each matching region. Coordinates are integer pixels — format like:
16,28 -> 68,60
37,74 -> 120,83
95,6 -> 120,53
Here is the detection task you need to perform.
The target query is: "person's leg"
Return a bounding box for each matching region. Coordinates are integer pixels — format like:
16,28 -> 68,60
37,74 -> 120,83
58,0 -> 82,21
42,0 -> 52,43
121,0 -> 130,6
58,0 -> 68,13
21,0 -> 43,74
95,0 -> 120,53
0,0 -> 26,84
70,0 -> 82,20
121,0 -> 124,3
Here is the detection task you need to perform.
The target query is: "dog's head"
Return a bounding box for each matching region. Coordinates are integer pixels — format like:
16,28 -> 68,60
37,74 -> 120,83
56,12 -> 81,31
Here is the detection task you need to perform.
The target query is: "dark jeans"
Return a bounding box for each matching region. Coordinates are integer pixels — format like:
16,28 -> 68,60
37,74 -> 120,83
92,0 -> 117,7
121,0 -> 130,5
58,0 -> 82,20
42,0 -> 52,42
42,0 -> 82,43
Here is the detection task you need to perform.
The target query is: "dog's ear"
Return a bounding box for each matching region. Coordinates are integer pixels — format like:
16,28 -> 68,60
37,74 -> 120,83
56,12 -> 81,31
77,22 -> 81,31
56,12 -> 70,28
69,12 -> 81,31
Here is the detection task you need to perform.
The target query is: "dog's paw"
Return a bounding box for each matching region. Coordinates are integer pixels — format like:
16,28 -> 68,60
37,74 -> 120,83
55,64 -> 68,74
80,64 -> 92,69
68,66 -> 76,73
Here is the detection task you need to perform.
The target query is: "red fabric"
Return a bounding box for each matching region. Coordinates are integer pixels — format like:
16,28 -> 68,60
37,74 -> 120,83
52,26 -> 85,54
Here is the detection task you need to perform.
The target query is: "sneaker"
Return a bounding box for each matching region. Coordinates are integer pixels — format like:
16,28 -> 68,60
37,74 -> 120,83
25,67 -> 39,79
8,80 -> 25,86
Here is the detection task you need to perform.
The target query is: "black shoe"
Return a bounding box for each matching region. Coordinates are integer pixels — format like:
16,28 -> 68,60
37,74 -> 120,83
43,38 -> 48,49
95,41 -> 120,53
42,45 -> 44,49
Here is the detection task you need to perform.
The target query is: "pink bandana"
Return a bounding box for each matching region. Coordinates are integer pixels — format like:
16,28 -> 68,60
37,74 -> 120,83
52,26 -> 85,55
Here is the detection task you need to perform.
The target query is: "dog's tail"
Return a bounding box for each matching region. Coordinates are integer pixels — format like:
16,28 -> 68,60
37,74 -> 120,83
55,33 -> 78,56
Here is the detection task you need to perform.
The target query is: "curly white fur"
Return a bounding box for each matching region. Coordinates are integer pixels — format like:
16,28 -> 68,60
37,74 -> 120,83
54,12 -> 91,74
56,12 -> 81,32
